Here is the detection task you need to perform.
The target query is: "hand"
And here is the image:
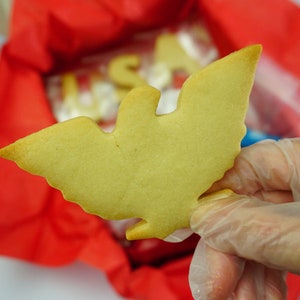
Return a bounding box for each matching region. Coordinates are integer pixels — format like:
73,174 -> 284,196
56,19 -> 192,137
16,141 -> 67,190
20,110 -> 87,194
189,138 -> 300,299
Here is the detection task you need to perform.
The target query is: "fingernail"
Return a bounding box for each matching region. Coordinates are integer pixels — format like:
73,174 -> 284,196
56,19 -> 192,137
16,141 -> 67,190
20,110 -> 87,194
199,189 -> 234,203
191,189 -> 234,229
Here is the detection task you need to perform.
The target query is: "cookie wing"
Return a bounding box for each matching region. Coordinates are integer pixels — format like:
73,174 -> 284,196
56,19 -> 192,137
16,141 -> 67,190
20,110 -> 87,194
0,45 -> 262,240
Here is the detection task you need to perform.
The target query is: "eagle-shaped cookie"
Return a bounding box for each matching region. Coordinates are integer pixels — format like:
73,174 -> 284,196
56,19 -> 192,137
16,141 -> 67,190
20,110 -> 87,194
0,45 -> 262,240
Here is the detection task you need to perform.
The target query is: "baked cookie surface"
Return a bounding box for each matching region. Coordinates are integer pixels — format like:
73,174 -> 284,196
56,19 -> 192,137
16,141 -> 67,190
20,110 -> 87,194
0,45 -> 261,240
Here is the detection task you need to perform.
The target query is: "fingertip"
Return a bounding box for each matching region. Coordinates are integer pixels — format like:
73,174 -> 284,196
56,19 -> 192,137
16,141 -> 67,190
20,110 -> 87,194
189,241 -> 244,300
190,189 -> 236,231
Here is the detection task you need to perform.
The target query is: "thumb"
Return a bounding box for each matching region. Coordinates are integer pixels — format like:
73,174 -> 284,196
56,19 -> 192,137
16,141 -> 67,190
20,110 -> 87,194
191,190 -> 300,275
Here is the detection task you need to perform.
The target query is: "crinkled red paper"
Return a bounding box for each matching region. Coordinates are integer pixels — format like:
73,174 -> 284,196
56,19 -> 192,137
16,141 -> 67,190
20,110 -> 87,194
0,0 -> 299,299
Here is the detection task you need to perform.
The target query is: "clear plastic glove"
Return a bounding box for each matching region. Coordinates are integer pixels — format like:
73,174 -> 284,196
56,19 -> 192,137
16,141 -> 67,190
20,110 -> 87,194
189,138 -> 300,300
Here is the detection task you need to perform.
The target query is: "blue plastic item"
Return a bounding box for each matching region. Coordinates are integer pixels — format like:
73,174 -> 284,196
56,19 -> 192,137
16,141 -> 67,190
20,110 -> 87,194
241,128 -> 280,147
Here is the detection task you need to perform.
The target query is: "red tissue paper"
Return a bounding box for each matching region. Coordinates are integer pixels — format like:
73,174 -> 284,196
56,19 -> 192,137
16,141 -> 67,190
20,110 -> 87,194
0,0 -> 299,299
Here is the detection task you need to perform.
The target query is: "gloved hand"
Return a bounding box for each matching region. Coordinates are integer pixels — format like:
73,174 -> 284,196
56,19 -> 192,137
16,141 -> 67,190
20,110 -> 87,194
189,138 -> 300,300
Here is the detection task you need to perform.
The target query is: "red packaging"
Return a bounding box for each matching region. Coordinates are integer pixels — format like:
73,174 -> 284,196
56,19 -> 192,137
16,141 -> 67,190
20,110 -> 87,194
0,1 -> 300,299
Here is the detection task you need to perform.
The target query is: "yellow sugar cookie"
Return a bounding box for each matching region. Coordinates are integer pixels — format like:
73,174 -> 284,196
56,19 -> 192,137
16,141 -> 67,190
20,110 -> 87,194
0,45 -> 262,240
